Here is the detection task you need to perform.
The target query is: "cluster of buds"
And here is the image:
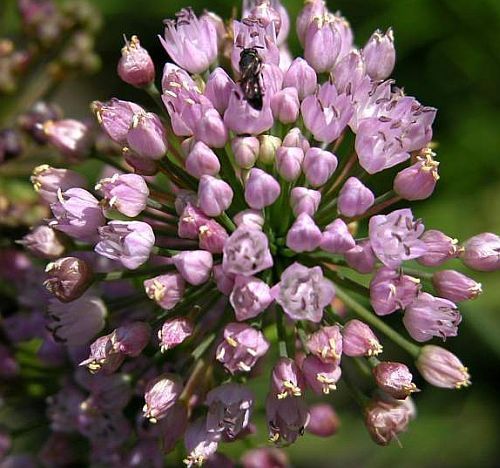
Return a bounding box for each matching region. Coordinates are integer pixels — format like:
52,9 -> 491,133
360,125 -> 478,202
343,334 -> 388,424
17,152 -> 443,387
1,0 -> 499,466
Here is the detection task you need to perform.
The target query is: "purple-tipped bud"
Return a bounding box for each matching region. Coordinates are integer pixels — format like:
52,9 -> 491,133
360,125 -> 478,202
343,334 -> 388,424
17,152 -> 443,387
178,203 -> 210,239
233,209 -> 265,230
198,219 -> 229,254
338,177 -> 375,217
320,219 -> 356,254
144,273 -> 185,310
331,50 -> 366,94
44,256 -> 93,303
118,35 -> 155,87
290,187 -> 321,216
307,325 -> 342,365
274,263 -> 335,322
31,164 -> 87,204
126,112 -> 167,160
416,345 -> 471,389
258,134 -> 282,165
230,275 -> 273,321
213,264 -> 235,295
296,0 -> 328,45
417,229 -> 459,267
47,295 -> 106,345
266,393 -> 309,446
302,355 -> 341,395
231,136 -> 259,169
304,16 -> 341,73
184,417 -> 221,467
271,87 -> 300,124
363,28 -> 396,81
394,149 -> 439,200
283,57 -> 317,100
403,292 -> 461,342
271,357 -> 306,399
342,319 -> 383,357
143,373 -> 183,423
49,188 -> 105,242
373,362 -> 418,399
42,119 -> 91,160
204,68 -> 235,115
216,323 -> 270,374
158,317 -> 193,352
364,396 -> 412,446
195,108 -> 228,148
95,221 -> 155,270
286,213 -> 322,252
96,173 -> 149,217
206,383 -> 254,438
198,175 -> 233,217
173,250 -> 213,285
345,240 -> 377,274
301,82 -> 353,144
307,403 -> 339,437
370,267 -> 421,316
20,225 -> 67,259
244,168 -> 281,209
160,8 -> 218,74
461,233 -> 500,272
432,270 -> 482,302
185,142 -> 221,178
275,146 -> 304,182
303,147 -> 338,187
242,447 -> 288,468
282,127 -> 310,153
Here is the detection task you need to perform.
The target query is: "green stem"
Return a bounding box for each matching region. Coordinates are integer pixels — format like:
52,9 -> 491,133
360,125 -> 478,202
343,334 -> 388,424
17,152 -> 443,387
146,198 -> 177,217
335,286 -> 420,358
159,157 -> 198,191
216,145 -> 245,210
217,212 -> 236,232
402,267 -> 434,281
341,368 -> 370,408
98,264 -> 176,281
276,306 -> 289,358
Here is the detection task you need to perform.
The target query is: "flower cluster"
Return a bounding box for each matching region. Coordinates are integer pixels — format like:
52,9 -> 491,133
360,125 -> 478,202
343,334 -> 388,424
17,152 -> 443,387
1,0 -> 499,466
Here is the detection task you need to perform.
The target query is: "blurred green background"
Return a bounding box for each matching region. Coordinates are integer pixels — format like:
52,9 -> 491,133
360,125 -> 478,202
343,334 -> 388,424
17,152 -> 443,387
3,0 -> 500,466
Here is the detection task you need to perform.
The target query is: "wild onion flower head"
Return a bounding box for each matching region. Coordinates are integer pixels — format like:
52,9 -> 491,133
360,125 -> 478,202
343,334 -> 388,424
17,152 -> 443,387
8,0 -> 500,465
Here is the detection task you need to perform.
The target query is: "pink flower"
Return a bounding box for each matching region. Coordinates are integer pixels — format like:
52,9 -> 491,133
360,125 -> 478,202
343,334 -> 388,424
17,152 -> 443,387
230,275 -> 273,321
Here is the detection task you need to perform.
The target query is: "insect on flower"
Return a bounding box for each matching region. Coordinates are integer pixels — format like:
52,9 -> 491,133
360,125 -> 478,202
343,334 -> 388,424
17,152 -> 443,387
239,46 -> 264,110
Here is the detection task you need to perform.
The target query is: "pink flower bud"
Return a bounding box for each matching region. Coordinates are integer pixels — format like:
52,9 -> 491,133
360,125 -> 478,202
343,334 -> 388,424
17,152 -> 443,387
204,67 -> 235,114
44,256 -> 93,303
178,203 -> 210,239
271,87 -> 300,124
342,319 -> 383,357
95,173 -> 149,217
258,134 -> 281,164
143,373 -> 183,423
337,177 -> 375,217
373,362 -> 418,400
124,151 -> 159,176
363,28 -> 396,81
95,221 -> 155,270
198,175 -> 234,217
271,357 -> 306,399
42,119 -> 91,160
198,219 -> 228,254
282,127 -> 310,153
296,0 -> 328,45
416,345 -> 471,389
286,213 -> 322,252
158,317 -> 193,352
403,292 -> 461,342
461,233 -> 500,272
224,92 -> 274,136
111,321 -> 151,357
275,146 -> 304,182
20,225 -> 67,259
344,240 -> 377,274
144,273 -> 186,310
394,150 -> 439,200
432,270 -> 482,302
241,448 -> 289,468
302,355 -> 341,395
304,16 -> 342,73
233,209 -> 265,230
320,219 -> 356,254
306,325 -> 342,365
230,275 -> 273,321
195,108 -> 228,148
331,50 -> 366,94
290,187 -> 321,216
117,35 -> 155,87
31,164 -> 86,204
213,264 -> 235,296
283,57 -> 317,100
185,141 -> 221,178
173,250 -> 213,285
231,136 -> 260,169
126,112 -> 167,160
303,147 -> 338,187
307,403 -> 339,437
244,168 -> 281,209
417,229 -> 459,267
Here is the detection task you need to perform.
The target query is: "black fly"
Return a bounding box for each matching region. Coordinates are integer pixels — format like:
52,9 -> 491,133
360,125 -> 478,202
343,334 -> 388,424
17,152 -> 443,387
239,47 -> 264,111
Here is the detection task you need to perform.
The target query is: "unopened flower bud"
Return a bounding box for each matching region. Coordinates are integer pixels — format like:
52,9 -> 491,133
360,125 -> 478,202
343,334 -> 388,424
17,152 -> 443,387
232,136 -> 259,169
241,447 -> 289,468
271,87 -> 300,124
233,209 -> 265,230
283,57 -> 317,100
416,345 -> 471,389
394,150 -> 439,200
124,150 -> 159,176
304,16 -> 342,73
320,219 -> 356,254
275,146 -> 304,182
230,275 -> 273,321
158,317 -> 193,352
42,119 -> 91,160
331,50 -> 365,94
282,127 -> 310,153
126,112 -> 167,160
213,264 -> 235,295
432,270 -> 482,302
143,373 -> 183,423
244,168 -> 281,209
286,213 -> 322,252
44,257 -> 93,303
338,177 -> 375,217
198,219 -> 228,254
373,362 -> 418,399
345,240 -> 377,274
204,67 -> 234,115
258,134 -> 281,165
461,233 -> 500,272
20,225 -> 67,259
31,165 -> 87,204
198,175 -> 233,217
185,142 -> 221,178
118,35 -> 155,87
417,229 -> 459,267
307,403 -> 339,437
363,28 -> 396,81
303,147 -> 338,187
290,187 -> 321,217
342,319 -> 382,357
173,250 -> 213,285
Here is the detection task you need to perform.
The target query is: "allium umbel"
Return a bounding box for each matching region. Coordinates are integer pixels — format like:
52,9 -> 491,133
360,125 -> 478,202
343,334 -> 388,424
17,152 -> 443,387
13,0 -> 500,464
